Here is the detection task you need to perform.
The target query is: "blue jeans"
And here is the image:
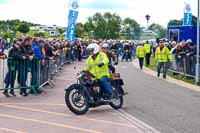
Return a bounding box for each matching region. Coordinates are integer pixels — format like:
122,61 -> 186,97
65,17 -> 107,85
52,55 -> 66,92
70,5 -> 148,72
157,62 -> 168,77
100,76 -> 113,95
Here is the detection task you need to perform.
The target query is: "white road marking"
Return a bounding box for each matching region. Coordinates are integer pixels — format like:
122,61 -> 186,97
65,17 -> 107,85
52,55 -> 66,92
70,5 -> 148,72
114,109 -> 161,133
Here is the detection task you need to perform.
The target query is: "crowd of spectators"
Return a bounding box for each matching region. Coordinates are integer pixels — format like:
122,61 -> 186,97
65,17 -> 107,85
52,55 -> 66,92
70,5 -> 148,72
0,37 -> 198,97
160,39 -> 196,76
0,36 -> 90,97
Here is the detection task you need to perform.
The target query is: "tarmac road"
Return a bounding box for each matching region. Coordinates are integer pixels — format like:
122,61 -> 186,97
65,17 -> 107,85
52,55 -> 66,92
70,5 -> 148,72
119,61 -> 200,133
0,61 -> 158,133
1,60 -> 199,133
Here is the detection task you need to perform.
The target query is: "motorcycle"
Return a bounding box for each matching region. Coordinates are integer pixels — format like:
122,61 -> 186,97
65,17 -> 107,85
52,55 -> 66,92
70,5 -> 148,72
122,50 -> 132,62
64,68 -> 126,115
111,49 -> 119,63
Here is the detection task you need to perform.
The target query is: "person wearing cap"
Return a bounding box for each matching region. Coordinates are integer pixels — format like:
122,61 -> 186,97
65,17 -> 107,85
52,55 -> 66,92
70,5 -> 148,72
101,43 -> 117,73
136,43 -> 145,70
144,40 -> 151,66
155,40 -> 173,79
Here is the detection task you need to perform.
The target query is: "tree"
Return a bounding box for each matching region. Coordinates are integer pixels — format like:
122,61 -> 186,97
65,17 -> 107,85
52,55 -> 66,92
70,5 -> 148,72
122,17 -> 141,39
103,13 -> 121,39
92,12 -> 107,39
148,23 -> 167,38
58,28 -> 65,35
17,23 -> 30,34
168,15 -> 197,26
76,23 -> 84,38
84,12 -> 121,39
192,15 -> 197,25
84,17 -> 94,32
34,32 -> 45,37
168,19 -> 183,26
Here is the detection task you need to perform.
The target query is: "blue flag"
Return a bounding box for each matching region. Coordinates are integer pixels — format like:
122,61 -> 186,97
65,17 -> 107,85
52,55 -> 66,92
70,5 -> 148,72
183,3 -> 192,25
67,0 -> 79,41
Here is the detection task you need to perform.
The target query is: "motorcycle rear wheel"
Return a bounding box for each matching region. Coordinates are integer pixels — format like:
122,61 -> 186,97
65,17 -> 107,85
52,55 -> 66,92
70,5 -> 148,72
109,87 -> 123,109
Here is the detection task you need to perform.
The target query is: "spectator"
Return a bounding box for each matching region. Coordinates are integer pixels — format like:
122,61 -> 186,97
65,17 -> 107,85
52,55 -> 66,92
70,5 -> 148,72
77,42 -> 82,61
30,38 -> 46,94
3,40 -> 23,97
18,36 -> 34,96
45,42 -> 54,59
186,40 -> 197,75
33,38 -> 45,61
170,41 -> 178,72
0,40 -> 6,59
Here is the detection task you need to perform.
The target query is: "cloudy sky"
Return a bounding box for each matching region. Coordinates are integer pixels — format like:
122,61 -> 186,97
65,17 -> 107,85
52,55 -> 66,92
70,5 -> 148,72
0,0 -> 197,27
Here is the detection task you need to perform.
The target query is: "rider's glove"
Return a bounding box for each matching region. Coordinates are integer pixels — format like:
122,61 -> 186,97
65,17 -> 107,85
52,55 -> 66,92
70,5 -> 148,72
97,62 -> 104,67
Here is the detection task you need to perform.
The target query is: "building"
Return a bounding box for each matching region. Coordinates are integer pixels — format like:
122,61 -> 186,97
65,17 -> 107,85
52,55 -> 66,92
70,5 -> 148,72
142,30 -> 156,36
30,25 -> 66,37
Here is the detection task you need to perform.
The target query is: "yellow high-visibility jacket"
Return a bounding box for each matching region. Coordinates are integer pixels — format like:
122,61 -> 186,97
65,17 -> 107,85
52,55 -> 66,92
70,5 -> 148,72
155,46 -> 173,63
136,46 -> 145,58
144,43 -> 151,54
84,52 -> 110,79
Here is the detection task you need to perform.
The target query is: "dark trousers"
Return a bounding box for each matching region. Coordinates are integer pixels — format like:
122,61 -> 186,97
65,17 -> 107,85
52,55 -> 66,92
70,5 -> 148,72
122,52 -> 131,61
18,60 -> 28,93
78,52 -> 82,61
109,65 -> 116,73
138,58 -> 144,70
4,66 -> 17,92
145,53 -> 151,66
30,60 -> 39,92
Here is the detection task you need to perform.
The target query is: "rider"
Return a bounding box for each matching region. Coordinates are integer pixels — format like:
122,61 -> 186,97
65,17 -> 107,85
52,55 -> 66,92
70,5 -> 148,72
101,43 -> 116,73
84,43 -> 113,99
122,43 -> 131,61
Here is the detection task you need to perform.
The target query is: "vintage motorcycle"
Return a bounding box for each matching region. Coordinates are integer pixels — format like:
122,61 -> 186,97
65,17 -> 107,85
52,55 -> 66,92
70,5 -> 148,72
65,68 -> 126,115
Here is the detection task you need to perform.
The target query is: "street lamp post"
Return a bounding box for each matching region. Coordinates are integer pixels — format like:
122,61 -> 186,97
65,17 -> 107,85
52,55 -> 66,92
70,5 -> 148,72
196,0 -> 200,85
145,15 -> 150,29
90,31 -> 94,39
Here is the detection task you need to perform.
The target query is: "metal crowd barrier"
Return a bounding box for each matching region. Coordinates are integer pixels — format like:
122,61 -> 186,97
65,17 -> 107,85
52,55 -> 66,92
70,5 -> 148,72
0,58 -> 40,95
0,52 -> 74,96
38,52 -> 72,91
38,59 -> 55,91
168,54 -> 196,78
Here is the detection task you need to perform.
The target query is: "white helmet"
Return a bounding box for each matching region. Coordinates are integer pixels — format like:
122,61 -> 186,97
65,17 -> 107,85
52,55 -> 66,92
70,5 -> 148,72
102,43 -> 109,48
87,43 -> 100,55
186,39 -> 192,43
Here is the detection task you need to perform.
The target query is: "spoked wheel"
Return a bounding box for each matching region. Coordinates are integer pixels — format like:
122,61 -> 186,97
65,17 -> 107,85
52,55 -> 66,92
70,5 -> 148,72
110,86 -> 123,109
65,84 -> 89,115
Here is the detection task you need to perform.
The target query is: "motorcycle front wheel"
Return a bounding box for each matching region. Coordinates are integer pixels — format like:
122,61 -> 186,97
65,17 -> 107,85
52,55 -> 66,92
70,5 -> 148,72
65,84 -> 89,115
